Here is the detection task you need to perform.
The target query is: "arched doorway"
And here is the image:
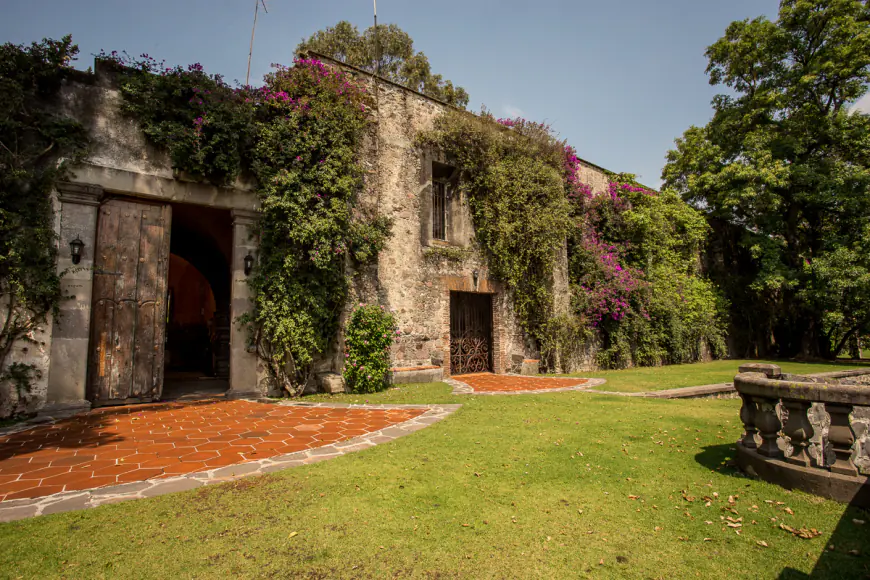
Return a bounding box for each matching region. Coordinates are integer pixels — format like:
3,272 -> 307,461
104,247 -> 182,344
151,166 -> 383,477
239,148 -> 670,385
165,254 -> 216,373
162,203 -> 233,400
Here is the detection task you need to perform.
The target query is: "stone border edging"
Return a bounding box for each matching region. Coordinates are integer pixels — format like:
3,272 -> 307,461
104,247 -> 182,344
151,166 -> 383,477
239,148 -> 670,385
0,402 -> 460,523
447,375 -> 606,395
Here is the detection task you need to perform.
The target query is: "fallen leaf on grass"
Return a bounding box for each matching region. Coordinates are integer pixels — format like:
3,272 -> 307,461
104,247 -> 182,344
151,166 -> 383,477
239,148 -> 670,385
757,541 -> 769,548
853,519 -> 866,525
288,532 -> 298,539
784,507 -> 794,515
780,524 -> 821,539
628,495 -> 640,500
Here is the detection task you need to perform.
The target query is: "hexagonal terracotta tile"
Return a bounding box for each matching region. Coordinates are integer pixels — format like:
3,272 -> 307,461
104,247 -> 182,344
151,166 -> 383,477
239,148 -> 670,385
0,400 -> 425,501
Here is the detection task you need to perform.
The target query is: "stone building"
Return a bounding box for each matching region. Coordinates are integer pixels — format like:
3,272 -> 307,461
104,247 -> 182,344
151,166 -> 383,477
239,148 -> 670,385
2,55 -> 616,417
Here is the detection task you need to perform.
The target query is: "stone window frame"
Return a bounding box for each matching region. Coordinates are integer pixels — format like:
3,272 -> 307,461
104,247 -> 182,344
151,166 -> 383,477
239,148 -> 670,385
420,150 -> 461,248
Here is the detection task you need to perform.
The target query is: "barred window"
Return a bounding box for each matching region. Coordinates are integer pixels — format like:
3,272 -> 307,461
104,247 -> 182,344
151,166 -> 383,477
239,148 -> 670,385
432,181 -> 448,240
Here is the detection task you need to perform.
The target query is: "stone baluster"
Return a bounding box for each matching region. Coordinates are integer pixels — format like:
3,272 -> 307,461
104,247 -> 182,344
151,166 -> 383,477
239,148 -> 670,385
781,399 -> 814,467
826,403 -> 858,476
739,393 -> 758,450
755,397 -> 783,458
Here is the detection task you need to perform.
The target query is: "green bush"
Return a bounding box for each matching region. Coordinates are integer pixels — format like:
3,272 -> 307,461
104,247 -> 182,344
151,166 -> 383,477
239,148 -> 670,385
343,304 -> 398,393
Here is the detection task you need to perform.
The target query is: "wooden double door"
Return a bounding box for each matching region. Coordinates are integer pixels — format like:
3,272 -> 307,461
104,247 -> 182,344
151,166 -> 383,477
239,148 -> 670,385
449,292 -> 493,375
88,198 -> 171,406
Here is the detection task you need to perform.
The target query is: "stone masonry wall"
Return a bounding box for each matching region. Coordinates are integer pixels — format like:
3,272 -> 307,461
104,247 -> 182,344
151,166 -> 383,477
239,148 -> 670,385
352,75 -> 530,375
1,58 -> 624,415
314,57 -> 617,377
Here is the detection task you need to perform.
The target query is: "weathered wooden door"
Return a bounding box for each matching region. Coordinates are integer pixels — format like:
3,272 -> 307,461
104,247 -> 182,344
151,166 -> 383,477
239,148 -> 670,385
88,199 -> 171,405
450,292 -> 493,375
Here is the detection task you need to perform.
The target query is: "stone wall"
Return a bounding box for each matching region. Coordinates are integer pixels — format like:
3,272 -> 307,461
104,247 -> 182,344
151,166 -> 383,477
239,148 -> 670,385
351,73 -> 530,376
1,65 -> 265,417
1,57 -> 624,416
315,58 -> 618,377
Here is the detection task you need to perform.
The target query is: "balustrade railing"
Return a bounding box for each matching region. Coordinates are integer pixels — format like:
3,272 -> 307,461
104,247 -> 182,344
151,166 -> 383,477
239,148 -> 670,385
733,364 -> 870,505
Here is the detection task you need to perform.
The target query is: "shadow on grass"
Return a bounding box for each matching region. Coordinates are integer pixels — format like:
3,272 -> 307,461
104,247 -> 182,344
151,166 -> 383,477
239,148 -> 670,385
0,399 -> 228,462
695,442 -> 741,474
695,444 -> 870,579
777,478 -> 870,579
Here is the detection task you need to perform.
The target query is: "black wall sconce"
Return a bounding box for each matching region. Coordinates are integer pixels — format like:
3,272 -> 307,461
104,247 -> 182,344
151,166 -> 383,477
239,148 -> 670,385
69,236 -> 84,265
244,252 -> 255,276
472,269 -> 479,288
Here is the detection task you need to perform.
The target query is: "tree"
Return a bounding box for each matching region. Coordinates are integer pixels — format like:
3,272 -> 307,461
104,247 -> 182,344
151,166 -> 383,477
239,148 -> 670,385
663,0 -> 870,359
297,21 -> 470,108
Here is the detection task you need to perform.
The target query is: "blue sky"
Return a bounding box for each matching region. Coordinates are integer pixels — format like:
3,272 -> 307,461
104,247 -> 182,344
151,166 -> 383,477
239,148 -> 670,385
0,0 -> 797,186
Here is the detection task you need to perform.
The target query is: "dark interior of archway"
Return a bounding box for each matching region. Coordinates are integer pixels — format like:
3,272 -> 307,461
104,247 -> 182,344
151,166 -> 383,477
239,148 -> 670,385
163,203 -> 232,400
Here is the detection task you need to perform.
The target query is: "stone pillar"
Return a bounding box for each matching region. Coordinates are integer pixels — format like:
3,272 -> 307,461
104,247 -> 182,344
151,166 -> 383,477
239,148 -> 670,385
227,209 -> 260,398
43,183 -> 103,413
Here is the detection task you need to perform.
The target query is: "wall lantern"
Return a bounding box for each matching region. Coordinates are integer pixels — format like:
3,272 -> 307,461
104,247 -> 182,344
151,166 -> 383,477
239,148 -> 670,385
244,252 -> 255,276
472,269 -> 479,288
69,236 -> 84,265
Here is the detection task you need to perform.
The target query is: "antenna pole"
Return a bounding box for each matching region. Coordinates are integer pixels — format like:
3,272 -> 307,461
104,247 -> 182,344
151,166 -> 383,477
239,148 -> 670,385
246,0 -> 268,86
373,0 -> 379,75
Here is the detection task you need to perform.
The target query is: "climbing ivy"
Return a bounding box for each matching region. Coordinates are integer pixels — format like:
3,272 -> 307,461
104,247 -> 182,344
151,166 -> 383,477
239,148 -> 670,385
420,111 -> 726,370
417,111 -> 572,336
97,51 -> 255,185
105,53 -> 391,395
0,36 -> 89,413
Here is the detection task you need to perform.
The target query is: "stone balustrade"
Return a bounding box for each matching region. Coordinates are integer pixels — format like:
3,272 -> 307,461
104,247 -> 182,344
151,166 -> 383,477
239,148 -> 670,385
734,363 -> 870,507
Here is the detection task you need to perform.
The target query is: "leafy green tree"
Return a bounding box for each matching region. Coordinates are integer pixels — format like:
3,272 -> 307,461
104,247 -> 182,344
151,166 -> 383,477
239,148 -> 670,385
297,21 -> 470,108
663,0 -> 870,358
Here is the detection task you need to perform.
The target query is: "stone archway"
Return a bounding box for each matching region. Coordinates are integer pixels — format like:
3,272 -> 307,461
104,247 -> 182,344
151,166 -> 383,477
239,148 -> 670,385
163,204 -> 233,398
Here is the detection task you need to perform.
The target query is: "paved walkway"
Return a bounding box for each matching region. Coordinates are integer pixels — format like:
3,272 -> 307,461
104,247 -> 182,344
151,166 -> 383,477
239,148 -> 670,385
448,373 -> 601,394
0,399 -> 428,503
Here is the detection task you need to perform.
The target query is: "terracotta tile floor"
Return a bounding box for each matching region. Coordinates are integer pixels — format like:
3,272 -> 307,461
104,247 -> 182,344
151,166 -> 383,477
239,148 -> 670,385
456,373 -> 587,393
0,400 -> 424,502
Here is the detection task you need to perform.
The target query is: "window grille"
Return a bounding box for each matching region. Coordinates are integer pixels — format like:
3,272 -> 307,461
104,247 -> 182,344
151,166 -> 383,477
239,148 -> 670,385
432,181 -> 448,240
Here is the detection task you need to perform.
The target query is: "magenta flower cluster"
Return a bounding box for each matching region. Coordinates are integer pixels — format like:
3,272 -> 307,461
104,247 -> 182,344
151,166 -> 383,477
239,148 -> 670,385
564,145 -> 593,200
577,235 -> 648,326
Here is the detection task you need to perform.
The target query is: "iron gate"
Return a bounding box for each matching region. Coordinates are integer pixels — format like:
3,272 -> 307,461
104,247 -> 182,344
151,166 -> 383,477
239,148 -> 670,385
450,292 -> 493,374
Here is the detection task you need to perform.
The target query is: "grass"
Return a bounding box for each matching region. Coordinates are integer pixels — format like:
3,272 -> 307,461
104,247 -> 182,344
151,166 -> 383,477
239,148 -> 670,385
562,359 -> 870,393
1,380 -> 867,579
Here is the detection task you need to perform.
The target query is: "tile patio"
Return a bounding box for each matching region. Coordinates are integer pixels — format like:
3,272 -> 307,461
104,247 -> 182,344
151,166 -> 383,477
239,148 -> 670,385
0,399 -> 426,503
451,373 -> 590,393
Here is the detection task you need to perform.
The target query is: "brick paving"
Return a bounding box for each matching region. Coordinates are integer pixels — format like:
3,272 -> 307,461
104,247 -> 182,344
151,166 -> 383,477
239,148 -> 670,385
453,373 -> 588,393
0,399 -> 425,502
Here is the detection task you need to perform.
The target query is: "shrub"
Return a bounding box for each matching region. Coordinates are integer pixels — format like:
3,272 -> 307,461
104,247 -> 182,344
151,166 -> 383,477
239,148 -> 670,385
344,304 -> 398,393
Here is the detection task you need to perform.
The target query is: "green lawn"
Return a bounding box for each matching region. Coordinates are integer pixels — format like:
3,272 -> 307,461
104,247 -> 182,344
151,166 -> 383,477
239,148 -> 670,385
563,359 -> 870,393
1,382 -> 867,579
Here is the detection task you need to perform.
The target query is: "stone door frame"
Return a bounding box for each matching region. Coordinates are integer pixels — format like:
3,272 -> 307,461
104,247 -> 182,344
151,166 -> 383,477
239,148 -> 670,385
449,291 -> 494,375
43,167 -> 262,414
439,274 -> 504,378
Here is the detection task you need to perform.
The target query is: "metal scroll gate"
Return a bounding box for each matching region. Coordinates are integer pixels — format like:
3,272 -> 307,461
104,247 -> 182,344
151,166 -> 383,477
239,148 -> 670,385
450,292 -> 493,374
